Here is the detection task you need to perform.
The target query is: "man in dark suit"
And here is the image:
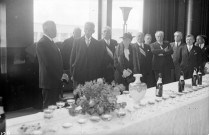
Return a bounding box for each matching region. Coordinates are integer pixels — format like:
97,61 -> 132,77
195,35 -> 209,72
170,31 -> 185,81
70,22 -> 102,87
177,34 -> 202,79
150,31 -> 174,84
36,21 -> 68,108
132,32 -> 155,88
99,26 -> 117,83
61,27 -> 81,72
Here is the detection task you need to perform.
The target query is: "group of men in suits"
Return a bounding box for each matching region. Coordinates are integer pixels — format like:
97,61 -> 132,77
36,20 -> 208,109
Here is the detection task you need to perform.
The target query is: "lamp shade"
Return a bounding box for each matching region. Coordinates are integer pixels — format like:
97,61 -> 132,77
120,7 -> 132,22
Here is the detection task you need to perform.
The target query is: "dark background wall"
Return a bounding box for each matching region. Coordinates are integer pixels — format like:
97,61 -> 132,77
143,0 -> 209,43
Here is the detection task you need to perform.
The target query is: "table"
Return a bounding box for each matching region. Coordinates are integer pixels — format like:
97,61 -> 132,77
6,75 -> 209,135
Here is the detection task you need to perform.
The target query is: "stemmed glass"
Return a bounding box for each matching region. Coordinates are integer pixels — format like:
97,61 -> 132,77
117,110 -> 126,125
161,95 -> 170,108
127,107 -> 134,121
138,101 -> 147,119
155,97 -> 162,111
56,101 -> 65,117
43,108 -> 53,130
67,99 -> 75,108
123,91 -> 130,99
147,99 -> 155,112
78,118 -> 86,135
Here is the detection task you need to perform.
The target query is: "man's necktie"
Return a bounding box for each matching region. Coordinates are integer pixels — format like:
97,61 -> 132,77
86,39 -> 90,47
139,46 -> 146,56
188,46 -> 192,52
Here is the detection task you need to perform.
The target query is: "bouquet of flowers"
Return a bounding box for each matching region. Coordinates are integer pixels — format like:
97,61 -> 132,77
73,78 -> 126,115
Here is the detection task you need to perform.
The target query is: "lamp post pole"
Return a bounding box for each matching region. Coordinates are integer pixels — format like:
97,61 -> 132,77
120,7 -> 132,34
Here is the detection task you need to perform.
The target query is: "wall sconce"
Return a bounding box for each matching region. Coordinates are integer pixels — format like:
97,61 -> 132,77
120,7 -> 132,34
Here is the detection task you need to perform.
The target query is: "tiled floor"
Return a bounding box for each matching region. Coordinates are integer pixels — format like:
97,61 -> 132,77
6,92 -> 73,119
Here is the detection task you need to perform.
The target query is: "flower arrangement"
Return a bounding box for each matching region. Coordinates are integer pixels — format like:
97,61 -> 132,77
73,78 -> 126,115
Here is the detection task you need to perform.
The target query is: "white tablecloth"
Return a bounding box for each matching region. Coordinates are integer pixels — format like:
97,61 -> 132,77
6,75 -> 209,135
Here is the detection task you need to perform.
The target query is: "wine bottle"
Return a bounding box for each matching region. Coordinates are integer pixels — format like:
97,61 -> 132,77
156,73 -> 163,97
192,68 -> 197,86
197,66 -> 202,85
178,71 -> 185,92
0,97 -> 6,134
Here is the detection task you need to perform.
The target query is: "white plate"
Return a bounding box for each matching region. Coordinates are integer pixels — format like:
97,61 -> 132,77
90,116 -> 100,122
78,119 -> 86,124
62,123 -> 73,128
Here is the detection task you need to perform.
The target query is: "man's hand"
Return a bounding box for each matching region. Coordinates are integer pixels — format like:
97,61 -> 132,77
61,73 -> 69,82
122,69 -> 132,78
164,46 -> 169,52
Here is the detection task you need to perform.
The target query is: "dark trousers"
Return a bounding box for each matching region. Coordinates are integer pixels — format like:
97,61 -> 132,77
42,88 -> 59,109
143,72 -> 156,88
154,68 -> 172,84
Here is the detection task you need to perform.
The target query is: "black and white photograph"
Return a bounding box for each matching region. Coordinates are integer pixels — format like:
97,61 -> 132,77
0,0 -> 209,134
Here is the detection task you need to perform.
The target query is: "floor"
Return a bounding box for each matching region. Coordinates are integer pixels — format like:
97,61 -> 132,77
6,92 -> 73,119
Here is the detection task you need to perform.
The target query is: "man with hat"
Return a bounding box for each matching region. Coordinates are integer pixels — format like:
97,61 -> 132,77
114,32 -> 135,89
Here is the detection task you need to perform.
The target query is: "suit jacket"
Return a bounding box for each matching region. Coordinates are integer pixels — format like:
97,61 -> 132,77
36,35 -> 63,89
150,41 -> 174,70
132,43 -> 153,75
177,45 -> 202,77
70,36 -> 102,84
114,42 -> 134,84
170,42 -> 185,64
61,36 -> 74,71
99,39 -> 117,83
201,45 -> 209,67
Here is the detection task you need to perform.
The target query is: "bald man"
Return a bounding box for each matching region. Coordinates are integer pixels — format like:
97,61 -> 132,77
99,26 -> 118,83
36,21 -> 66,108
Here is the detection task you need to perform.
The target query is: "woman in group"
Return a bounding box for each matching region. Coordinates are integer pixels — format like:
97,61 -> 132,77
114,32 -> 135,90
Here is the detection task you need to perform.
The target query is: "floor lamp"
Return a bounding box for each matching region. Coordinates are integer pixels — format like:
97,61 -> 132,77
120,7 -> 132,34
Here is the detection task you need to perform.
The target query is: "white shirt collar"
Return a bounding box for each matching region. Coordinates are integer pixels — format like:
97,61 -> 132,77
44,34 -> 53,41
200,43 -> 205,49
187,44 -> 193,50
175,41 -> 181,46
157,41 -> 163,45
85,36 -> 91,46
85,36 -> 91,41
137,42 -> 144,48
104,38 -> 110,45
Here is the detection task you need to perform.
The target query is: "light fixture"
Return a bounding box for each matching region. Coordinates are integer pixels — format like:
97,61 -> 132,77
120,7 -> 132,34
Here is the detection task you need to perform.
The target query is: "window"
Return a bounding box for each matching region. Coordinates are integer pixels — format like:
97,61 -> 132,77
112,0 -> 144,43
34,0 -> 98,42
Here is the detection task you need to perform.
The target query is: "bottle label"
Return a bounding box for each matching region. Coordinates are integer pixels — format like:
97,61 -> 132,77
180,76 -> 184,80
0,107 -> 4,115
156,89 -> 159,96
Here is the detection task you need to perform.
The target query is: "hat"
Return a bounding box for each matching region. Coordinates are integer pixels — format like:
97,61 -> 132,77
120,32 -> 134,40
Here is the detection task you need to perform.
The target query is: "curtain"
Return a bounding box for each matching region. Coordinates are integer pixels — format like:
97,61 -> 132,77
199,0 -> 209,44
143,0 -> 179,42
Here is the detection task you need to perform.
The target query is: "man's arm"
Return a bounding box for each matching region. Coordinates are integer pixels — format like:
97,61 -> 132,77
150,43 -> 165,55
36,42 -> 61,79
